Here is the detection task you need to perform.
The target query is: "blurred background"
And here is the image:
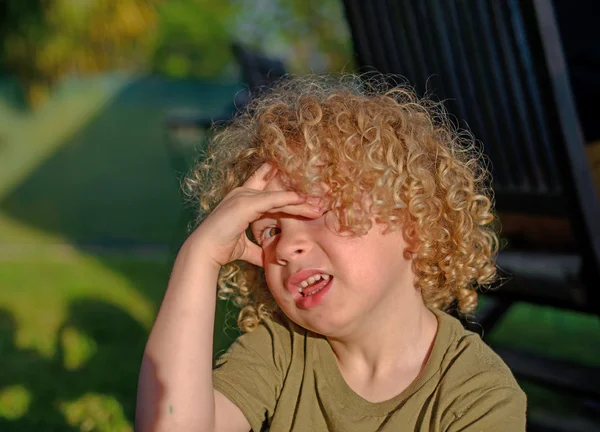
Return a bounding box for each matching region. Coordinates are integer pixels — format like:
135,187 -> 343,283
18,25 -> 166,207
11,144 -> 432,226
0,0 -> 599,431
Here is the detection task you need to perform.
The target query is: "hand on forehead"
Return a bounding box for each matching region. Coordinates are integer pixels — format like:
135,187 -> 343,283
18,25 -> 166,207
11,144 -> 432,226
263,171 -> 288,192
255,161 -> 331,200
245,162 -> 288,191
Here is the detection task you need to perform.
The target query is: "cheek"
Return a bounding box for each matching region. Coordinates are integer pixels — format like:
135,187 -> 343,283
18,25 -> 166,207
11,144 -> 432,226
343,238 -> 404,290
264,267 -> 285,298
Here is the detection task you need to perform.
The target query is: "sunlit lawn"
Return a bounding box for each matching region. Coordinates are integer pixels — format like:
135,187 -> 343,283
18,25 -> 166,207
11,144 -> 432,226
0,74 -> 240,431
0,75 -> 599,430
0,255 -> 238,432
0,255 -> 163,432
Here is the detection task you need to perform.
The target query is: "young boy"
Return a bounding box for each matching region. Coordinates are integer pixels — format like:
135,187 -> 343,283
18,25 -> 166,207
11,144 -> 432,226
135,75 -> 527,431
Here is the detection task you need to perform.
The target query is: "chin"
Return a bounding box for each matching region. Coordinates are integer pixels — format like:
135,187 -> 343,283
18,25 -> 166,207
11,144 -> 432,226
273,293 -> 353,336
295,312 -> 352,338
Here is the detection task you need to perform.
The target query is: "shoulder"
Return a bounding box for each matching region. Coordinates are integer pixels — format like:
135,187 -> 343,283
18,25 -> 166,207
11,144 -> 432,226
215,310 -> 305,370
431,308 -> 527,429
433,308 -> 522,390
212,312 -> 309,431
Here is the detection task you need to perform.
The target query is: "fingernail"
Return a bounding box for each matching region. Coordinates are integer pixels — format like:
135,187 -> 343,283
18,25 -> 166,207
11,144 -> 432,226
307,196 -> 321,205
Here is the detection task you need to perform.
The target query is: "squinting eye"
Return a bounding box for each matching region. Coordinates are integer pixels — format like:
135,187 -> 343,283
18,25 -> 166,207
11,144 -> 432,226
261,227 -> 281,243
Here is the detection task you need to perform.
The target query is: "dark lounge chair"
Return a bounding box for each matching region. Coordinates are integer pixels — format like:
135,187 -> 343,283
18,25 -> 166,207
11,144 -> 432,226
341,0 -> 600,429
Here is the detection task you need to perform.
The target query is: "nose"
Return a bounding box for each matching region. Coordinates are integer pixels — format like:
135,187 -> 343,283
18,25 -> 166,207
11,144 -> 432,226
274,223 -> 313,265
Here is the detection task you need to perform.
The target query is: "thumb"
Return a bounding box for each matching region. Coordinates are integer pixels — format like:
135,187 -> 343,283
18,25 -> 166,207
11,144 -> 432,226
241,236 -> 264,267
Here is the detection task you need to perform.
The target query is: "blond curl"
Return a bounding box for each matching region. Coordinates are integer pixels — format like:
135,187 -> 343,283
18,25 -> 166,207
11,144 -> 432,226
184,74 -> 499,332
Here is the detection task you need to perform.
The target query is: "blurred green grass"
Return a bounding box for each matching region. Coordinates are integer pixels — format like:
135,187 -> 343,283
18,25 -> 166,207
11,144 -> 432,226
0,75 -> 598,430
0,74 -> 241,431
0,256 -> 238,432
0,256 -> 163,432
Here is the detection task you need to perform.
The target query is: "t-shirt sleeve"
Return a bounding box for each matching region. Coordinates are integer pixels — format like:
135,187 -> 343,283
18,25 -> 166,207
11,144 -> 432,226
445,386 -> 527,432
212,313 -> 293,432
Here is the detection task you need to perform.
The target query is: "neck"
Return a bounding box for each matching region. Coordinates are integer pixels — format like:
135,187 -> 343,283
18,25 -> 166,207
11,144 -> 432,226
327,290 -> 438,381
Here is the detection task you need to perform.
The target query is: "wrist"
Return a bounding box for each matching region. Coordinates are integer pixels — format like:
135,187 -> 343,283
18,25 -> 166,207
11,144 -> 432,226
178,233 -> 222,272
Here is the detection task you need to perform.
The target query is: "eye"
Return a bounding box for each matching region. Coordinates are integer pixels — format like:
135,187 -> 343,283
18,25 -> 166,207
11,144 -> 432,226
260,226 -> 281,244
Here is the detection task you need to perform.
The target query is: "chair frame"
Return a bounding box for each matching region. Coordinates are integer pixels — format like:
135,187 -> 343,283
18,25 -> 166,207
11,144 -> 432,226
341,0 -> 600,427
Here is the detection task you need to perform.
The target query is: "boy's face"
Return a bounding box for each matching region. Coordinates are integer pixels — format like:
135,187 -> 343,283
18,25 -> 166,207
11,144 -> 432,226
250,174 -> 416,338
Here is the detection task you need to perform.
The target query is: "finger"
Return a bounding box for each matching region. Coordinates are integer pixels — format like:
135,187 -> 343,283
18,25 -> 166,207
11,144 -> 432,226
268,201 -> 325,219
247,190 -> 308,218
243,162 -> 277,191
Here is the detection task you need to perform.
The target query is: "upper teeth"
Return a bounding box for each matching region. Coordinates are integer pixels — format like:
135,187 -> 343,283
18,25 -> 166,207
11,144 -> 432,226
297,273 -> 330,291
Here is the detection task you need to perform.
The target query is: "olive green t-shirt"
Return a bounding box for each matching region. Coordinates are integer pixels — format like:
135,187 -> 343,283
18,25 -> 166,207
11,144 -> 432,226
213,307 -> 527,431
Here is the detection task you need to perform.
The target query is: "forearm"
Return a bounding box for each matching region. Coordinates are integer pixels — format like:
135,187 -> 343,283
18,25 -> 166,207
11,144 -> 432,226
136,238 -> 221,431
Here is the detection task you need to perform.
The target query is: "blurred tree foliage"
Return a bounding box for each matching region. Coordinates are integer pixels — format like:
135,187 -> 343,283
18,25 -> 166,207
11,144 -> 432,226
0,0 -> 160,108
232,0 -> 353,74
150,0 -> 238,79
150,0 -> 353,79
0,0 -> 352,108
287,0 -> 353,72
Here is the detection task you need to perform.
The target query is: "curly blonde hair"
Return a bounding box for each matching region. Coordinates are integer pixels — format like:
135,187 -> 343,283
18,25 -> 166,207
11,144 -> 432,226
184,74 -> 498,332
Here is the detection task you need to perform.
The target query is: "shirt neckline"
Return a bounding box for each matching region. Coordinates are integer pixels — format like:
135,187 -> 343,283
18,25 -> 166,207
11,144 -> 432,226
316,307 -> 459,416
